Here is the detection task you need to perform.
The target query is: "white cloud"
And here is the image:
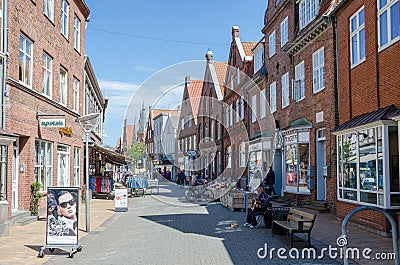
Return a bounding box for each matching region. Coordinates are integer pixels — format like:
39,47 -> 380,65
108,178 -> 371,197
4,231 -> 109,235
133,65 -> 156,73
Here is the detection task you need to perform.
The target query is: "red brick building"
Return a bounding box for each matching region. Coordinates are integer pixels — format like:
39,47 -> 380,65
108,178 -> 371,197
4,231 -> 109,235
263,0 -> 338,209
197,51 -> 227,181
177,77 -> 203,177
223,26 -> 257,190
332,0 -> 400,234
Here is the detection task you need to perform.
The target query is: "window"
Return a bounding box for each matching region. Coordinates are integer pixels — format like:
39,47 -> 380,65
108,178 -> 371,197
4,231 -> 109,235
57,145 -> 70,187
237,67 -> 241,84
294,61 -> 305,101
286,142 -> 310,192
269,31 -> 276,57
270,81 -> 277,113
253,43 -> 265,73
226,146 -> 232,168
19,34 -> 33,86
281,17 -> 289,47
181,118 -> 184,130
74,15 -> 81,51
73,147 -> 80,187
229,104 -> 233,127
299,0 -> 320,29
226,106 -> 230,127
188,115 -> 193,127
42,52 -> 52,97
35,140 -> 52,190
60,0 -> 69,38
350,7 -> 366,66
240,97 -> 244,120
337,127 -> 385,206
252,94 -> 257,123
313,47 -> 325,93
236,100 -> 240,123
282,72 -> 290,108
260,89 -> 266,119
211,120 -> 214,140
60,67 -> 67,105
239,142 -> 246,167
44,0 -> 54,21
216,117 -> 221,139
73,77 -> 79,112
378,0 -> 399,49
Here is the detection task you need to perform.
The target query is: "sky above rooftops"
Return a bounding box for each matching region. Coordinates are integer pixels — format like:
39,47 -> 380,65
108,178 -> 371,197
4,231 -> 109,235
84,0 -> 267,147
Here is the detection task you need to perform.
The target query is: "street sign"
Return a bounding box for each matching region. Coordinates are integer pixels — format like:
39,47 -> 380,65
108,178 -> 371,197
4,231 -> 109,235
40,118 -> 65,128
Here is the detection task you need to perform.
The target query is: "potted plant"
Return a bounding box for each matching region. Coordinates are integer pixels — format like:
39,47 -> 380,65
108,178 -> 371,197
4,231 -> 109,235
30,181 -> 43,217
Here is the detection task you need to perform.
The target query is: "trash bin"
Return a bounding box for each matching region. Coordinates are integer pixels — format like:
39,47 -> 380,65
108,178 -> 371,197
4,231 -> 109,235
264,208 -> 273,229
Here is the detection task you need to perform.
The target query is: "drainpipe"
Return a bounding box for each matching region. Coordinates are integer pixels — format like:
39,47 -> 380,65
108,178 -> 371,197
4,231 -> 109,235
333,16 -> 339,214
2,0 -> 7,130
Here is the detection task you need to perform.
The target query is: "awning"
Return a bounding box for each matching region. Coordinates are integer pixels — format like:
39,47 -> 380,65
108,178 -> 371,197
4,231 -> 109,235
333,105 -> 398,133
92,145 -> 132,165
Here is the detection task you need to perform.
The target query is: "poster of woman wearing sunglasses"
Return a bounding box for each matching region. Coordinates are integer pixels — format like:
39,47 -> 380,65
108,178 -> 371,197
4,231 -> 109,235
46,187 -> 79,245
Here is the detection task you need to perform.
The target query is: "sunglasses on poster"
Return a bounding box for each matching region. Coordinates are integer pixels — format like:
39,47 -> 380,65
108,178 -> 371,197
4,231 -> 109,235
59,199 -> 76,208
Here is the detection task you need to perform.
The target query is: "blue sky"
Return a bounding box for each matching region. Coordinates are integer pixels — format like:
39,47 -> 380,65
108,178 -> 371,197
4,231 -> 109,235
84,0 -> 267,147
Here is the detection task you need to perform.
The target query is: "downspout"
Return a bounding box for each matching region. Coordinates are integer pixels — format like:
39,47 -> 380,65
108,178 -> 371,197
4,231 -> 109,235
2,0 -> 7,130
333,16 -> 339,214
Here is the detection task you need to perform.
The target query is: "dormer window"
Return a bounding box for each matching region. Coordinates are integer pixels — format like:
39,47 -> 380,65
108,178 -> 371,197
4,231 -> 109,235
299,0 -> 320,29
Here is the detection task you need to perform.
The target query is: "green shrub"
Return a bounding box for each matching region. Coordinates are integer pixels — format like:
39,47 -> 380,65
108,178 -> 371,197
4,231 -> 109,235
30,182 -> 43,216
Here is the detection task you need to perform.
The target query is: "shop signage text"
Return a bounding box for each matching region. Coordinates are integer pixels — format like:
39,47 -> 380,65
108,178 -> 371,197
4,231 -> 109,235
40,118 -> 65,128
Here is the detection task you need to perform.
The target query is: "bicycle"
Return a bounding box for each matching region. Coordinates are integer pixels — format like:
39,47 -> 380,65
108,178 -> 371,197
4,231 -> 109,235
185,183 -> 214,202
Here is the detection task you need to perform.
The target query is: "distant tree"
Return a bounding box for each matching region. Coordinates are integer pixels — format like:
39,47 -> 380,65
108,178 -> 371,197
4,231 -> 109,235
127,141 -> 146,170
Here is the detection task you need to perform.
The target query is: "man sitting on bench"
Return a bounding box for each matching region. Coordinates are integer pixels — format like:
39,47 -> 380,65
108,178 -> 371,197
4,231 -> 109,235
244,186 -> 270,228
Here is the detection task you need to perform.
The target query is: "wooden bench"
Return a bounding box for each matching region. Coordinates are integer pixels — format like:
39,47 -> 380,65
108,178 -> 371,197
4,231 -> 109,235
272,208 -> 316,247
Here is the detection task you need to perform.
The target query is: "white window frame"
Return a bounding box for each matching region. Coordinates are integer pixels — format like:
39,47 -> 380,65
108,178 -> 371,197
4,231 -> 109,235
282,72 -> 290,108
236,100 -> 240,123
73,77 -> 79,112
260,89 -> 266,119
44,0 -> 54,21
61,0 -> 69,38
74,15 -> 81,51
229,104 -> 233,127
240,97 -> 244,120
293,61 -> 305,101
253,44 -> 264,73
269,31 -> 276,57
19,34 -> 33,87
226,107 -> 230,127
378,0 -> 400,50
299,0 -> 320,29
42,52 -> 52,98
350,7 -> 366,67
226,146 -> 232,168
251,94 -> 257,123
60,67 -> 67,106
73,147 -> 80,187
35,140 -> 53,190
312,47 -> 325,93
280,17 -> 289,47
239,142 -> 246,168
270,81 -> 277,114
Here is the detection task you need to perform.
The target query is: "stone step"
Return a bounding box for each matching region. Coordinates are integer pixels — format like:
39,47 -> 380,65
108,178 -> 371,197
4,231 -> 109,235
303,203 -> 329,213
12,216 -> 37,226
11,210 -> 31,222
312,200 -> 327,208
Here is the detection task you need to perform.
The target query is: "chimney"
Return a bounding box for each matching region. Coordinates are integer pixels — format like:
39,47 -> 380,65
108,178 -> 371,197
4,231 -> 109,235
185,76 -> 191,87
205,49 -> 213,63
232,25 -> 239,39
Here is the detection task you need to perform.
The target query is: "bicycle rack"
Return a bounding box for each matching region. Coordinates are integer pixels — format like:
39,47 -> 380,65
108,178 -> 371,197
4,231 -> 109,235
340,206 -> 399,265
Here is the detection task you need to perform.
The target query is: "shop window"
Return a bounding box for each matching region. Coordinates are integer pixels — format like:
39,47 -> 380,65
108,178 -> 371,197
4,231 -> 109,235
285,141 -> 310,192
337,126 -> 388,207
73,147 -> 80,187
239,142 -> 246,167
35,140 -> 53,190
226,146 -> 232,168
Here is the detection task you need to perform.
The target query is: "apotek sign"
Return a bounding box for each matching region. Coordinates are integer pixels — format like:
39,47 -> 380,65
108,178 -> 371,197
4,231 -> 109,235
40,119 -> 65,128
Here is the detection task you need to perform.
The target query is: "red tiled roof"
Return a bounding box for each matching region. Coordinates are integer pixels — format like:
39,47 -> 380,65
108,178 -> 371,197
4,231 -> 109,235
242,42 -> 257,57
213,62 -> 228,97
187,80 -> 203,124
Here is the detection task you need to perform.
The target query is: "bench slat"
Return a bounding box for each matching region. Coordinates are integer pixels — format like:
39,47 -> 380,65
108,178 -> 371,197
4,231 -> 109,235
290,209 -> 316,220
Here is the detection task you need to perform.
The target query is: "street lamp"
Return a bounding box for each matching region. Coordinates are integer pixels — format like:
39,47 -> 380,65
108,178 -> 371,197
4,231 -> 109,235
77,112 -> 100,232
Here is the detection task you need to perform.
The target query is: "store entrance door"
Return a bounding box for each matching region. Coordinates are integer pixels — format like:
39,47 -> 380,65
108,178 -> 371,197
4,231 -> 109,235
11,147 -> 18,211
57,145 -> 70,187
316,139 -> 326,200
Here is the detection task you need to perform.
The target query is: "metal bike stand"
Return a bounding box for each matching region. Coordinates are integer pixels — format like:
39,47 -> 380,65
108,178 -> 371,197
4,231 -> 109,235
38,244 -> 83,258
340,206 -> 399,265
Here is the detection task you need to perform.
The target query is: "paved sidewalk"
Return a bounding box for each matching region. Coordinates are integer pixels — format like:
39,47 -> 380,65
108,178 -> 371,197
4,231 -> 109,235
0,181 -> 397,264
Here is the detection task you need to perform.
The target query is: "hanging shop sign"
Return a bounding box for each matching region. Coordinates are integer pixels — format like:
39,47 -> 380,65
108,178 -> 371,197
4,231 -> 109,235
40,118 -> 65,128
59,127 -> 73,137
